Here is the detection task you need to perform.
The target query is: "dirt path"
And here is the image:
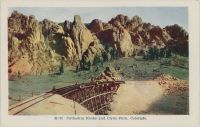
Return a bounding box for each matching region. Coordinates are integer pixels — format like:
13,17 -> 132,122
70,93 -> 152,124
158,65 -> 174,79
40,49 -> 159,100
109,81 -> 188,115
109,81 -> 164,115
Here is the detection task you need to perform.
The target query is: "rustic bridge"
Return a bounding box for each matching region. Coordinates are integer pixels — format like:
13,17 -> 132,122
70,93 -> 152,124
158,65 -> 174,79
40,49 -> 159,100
9,80 -> 125,115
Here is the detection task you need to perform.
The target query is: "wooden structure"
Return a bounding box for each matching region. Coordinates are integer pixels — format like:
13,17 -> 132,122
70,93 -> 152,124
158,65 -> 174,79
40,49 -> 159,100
9,80 -> 125,115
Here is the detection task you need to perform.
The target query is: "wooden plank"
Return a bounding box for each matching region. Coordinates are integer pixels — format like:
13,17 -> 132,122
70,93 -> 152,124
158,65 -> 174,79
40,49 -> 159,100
80,92 -> 116,105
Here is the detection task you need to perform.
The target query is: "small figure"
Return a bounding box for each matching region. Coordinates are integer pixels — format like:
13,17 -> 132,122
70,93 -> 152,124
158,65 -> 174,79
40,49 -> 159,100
104,67 -> 112,77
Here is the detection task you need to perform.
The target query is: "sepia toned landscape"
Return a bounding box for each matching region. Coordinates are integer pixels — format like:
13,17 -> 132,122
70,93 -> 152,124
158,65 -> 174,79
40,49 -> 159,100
8,8 -> 189,115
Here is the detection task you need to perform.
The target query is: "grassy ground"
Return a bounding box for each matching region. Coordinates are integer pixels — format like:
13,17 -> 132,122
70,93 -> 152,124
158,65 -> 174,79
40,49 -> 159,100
9,56 -> 189,105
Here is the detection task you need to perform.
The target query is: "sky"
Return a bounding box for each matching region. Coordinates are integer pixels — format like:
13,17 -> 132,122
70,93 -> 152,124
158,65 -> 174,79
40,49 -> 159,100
9,7 -> 188,31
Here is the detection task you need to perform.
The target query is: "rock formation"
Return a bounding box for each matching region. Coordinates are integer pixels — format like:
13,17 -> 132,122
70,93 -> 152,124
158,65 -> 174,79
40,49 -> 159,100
8,11 -> 106,78
88,14 -> 188,56
8,11 -> 60,79
88,19 -> 103,35
164,24 -> 189,56
70,15 -> 105,67
8,11 -> 189,78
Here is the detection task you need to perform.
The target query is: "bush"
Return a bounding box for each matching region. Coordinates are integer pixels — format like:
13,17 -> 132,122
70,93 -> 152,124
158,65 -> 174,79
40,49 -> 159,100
144,46 -> 172,60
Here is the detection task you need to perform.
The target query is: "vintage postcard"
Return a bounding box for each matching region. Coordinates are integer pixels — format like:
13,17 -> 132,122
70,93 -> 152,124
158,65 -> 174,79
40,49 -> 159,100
0,0 -> 200,127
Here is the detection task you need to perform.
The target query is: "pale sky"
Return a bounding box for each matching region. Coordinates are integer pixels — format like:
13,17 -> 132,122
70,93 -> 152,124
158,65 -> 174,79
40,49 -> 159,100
9,7 -> 188,31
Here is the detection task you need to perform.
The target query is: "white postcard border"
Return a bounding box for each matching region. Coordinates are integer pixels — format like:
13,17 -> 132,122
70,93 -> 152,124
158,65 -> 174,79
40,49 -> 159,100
1,0 -> 199,127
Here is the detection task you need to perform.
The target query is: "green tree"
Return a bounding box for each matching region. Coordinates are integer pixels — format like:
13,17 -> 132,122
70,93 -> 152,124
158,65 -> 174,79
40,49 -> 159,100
148,47 -> 154,60
153,46 -> 159,60
166,48 -> 172,58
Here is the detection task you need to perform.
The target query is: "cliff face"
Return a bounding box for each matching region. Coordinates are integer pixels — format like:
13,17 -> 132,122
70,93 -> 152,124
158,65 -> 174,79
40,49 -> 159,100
8,12 -> 188,78
8,11 -> 60,79
8,11 -> 105,78
164,24 -> 189,56
70,15 -> 105,67
89,14 -> 172,56
88,14 -> 188,56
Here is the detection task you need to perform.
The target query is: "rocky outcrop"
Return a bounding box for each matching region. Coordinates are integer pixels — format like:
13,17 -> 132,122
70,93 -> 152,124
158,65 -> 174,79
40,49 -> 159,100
165,24 -> 188,41
69,15 -> 106,67
109,14 -> 130,28
63,20 -> 72,34
99,23 -> 135,57
8,11 -> 60,79
8,12 -> 106,78
97,15 -> 165,56
71,15 -> 97,60
88,19 -> 103,35
88,14 -> 188,56
130,24 -> 171,47
8,11 -> 189,78
164,24 -> 188,56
